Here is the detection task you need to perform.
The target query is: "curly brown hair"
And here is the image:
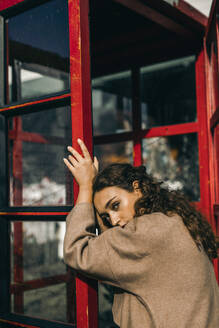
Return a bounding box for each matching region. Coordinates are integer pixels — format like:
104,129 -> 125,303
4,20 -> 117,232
92,163 -> 218,261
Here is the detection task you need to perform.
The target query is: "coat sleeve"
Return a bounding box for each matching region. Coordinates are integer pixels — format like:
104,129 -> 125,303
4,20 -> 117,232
64,203 -> 172,292
63,202 -> 119,286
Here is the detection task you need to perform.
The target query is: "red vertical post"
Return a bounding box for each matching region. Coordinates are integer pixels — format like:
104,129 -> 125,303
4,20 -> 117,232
204,39 -> 217,221
202,39 -> 219,279
12,117 -> 24,313
214,17 -> 219,205
132,69 -> 142,166
68,0 -> 98,327
215,125 -> 219,202
195,50 -> 213,224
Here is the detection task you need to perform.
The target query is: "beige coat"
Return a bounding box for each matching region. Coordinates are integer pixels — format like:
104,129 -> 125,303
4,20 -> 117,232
64,203 -> 219,328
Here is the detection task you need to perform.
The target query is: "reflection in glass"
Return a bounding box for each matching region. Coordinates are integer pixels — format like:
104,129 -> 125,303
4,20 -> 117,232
142,133 -> 200,201
10,221 -> 75,323
92,71 -> 132,136
23,284 -> 67,322
140,56 -> 197,128
94,141 -> 133,169
98,283 -> 119,328
11,221 -> 66,281
9,106 -> 73,206
8,0 -> 70,102
11,284 -> 67,322
0,115 -> 6,202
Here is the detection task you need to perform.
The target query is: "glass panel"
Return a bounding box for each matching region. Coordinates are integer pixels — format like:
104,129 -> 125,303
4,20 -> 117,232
23,283 -> 67,322
98,283 -> 119,328
9,106 -> 73,206
11,221 -> 66,282
92,71 -> 132,136
8,0 -> 69,103
140,56 -> 197,128
11,283 -> 67,322
142,133 -> 200,201
10,221 -> 76,323
94,141 -> 133,169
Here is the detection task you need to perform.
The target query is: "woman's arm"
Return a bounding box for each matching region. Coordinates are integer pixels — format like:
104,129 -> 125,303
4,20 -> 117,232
63,140 -> 118,283
64,202 -> 119,285
63,140 -> 153,289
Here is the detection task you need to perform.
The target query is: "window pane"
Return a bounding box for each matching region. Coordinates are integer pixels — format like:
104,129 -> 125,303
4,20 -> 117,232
24,284 -> 67,322
11,221 -> 66,281
10,221 -> 75,323
11,284 -> 67,322
140,56 -> 197,128
98,283 -> 118,328
9,106 -> 73,206
94,141 -> 133,169
8,0 -> 70,103
92,71 -> 132,136
142,133 -> 200,201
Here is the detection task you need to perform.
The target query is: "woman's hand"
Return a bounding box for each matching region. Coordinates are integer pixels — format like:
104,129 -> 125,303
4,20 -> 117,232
63,139 -> 99,188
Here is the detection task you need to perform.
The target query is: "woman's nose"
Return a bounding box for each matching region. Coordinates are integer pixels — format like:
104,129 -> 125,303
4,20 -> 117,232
110,214 -> 120,226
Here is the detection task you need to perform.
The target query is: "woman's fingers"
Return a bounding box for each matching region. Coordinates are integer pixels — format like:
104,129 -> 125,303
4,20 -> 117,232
64,142 -> 98,184
77,139 -> 92,160
67,139 -> 91,162
68,155 -> 78,167
67,145 -> 83,162
63,158 -> 75,175
66,140 -> 98,173
94,156 -> 99,172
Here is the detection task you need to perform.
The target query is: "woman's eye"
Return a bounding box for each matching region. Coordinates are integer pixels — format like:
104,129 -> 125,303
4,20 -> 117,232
101,215 -> 112,227
101,214 -> 110,222
112,202 -> 119,210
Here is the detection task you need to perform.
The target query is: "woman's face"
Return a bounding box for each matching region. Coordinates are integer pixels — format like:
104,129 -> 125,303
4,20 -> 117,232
94,184 -> 142,228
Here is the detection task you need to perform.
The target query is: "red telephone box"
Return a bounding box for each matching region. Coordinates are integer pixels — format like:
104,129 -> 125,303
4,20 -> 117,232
0,1 -> 218,327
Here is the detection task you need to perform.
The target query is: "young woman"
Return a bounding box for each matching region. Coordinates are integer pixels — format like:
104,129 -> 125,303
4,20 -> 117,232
63,139 -> 219,328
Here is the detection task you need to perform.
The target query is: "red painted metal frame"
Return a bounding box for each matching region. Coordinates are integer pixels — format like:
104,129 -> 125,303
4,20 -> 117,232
0,319 -> 39,328
195,51 -> 213,221
0,211 -> 69,216
141,122 -> 198,139
93,122 -> 199,147
1,0 -> 218,326
213,3 -> 219,205
6,105 -> 75,323
113,0 -> 207,36
214,125 -> 219,202
68,0 -> 98,327
12,117 -> 24,313
205,41 -> 219,278
0,1 -> 76,327
0,93 -> 70,114
205,0 -> 217,39
143,0 -> 207,28
210,107 -> 219,129
0,0 -> 25,12
10,274 -> 71,293
172,0 -> 207,27
113,0 -> 196,39
204,42 -> 217,219
132,69 -> 142,166
203,0 -> 219,281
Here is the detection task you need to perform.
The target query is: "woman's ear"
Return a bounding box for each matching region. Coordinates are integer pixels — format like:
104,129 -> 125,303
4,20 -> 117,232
132,180 -> 141,195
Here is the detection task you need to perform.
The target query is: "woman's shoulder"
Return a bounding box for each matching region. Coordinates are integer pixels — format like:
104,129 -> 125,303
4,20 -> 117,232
98,212 -> 188,261
103,212 -> 182,245
130,212 -> 181,231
